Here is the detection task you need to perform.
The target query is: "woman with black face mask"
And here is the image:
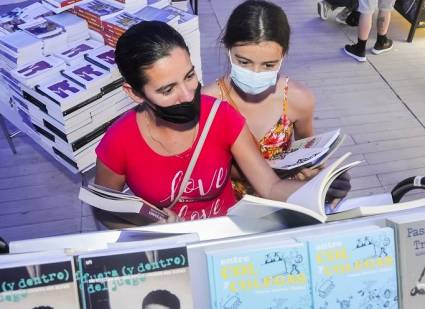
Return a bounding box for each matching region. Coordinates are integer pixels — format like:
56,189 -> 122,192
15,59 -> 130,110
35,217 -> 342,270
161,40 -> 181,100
94,21 -> 345,228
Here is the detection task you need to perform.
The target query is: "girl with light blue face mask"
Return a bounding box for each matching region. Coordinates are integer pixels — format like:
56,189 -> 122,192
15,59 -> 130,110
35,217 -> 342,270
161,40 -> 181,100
202,0 -> 350,202
228,50 -> 283,95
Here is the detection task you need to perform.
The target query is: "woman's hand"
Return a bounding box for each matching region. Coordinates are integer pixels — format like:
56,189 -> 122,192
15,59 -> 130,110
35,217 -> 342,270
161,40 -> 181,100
154,208 -> 184,225
325,171 -> 352,209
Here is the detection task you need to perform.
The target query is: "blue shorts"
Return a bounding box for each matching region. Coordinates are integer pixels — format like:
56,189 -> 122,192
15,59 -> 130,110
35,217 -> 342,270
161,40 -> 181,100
358,0 -> 395,14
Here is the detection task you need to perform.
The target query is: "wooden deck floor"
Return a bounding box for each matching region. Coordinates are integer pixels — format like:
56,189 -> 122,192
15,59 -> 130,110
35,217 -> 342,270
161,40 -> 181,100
1,0 -> 425,242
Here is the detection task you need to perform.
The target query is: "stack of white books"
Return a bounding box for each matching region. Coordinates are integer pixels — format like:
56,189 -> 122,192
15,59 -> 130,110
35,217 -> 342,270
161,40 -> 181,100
45,12 -> 90,44
101,11 -> 142,47
0,31 -> 43,69
73,0 -> 123,33
0,2 -> 53,35
41,0 -> 85,13
20,71 -> 133,172
18,17 -> 68,55
53,39 -> 104,65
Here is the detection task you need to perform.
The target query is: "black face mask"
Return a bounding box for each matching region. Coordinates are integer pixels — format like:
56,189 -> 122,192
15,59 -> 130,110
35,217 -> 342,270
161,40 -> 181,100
144,83 -> 201,124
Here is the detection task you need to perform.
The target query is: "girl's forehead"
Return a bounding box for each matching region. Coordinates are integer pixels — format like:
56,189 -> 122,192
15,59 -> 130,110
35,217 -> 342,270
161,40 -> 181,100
231,41 -> 283,58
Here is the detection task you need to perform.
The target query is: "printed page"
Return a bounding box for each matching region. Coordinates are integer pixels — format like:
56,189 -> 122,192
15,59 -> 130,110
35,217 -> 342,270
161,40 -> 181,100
287,153 -> 356,218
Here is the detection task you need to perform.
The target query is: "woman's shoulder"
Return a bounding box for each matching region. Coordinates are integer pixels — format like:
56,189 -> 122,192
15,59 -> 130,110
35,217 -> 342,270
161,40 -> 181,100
286,78 -> 315,113
106,108 -> 137,135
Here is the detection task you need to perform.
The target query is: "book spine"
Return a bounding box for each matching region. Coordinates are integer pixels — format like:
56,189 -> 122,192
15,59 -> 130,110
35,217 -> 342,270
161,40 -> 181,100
139,204 -> 168,221
102,22 -> 125,36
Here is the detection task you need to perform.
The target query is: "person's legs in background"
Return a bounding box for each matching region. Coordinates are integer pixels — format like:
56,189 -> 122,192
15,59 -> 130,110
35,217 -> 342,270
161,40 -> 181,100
344,0 -> 394,62
371,4 -> 393,54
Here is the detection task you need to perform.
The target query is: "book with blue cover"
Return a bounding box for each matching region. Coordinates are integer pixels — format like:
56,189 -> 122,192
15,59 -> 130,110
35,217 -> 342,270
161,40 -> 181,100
206,241 -> 312,309
300,226 -> 398,309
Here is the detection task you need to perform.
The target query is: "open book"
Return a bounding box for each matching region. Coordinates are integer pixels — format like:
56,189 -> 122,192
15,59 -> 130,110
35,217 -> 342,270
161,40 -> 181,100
268,129 -> 344,171
78,184 -> 168,222
228,152 -> 362,226
229,152 -> 425,226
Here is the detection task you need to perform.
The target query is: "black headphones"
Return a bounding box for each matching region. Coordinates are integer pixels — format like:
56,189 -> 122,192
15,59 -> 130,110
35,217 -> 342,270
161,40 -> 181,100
391,176 -> 425,203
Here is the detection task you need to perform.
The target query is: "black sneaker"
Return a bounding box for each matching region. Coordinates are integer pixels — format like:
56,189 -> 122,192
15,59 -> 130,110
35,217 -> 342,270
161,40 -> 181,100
371,39 -> 393,55
344,44 -> 366,62
346,11 -> 360,27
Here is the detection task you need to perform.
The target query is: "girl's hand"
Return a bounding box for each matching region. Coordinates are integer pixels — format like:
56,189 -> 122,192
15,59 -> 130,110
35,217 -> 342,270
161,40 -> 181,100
293,167 -> 322,181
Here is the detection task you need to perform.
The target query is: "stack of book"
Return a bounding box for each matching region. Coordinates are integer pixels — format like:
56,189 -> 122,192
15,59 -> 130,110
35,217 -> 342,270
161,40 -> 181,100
0,0 -> 203,173
53,39 -> 104,65
41,0 -> 85,14
0,31 -> 43,69
0,2 -> 53,35
17,17 -> 68,55
45,12 -> 90,44
101,11 -> 142,47
73,0 -> 123,32
17,64 -> 132,172
1,232 -> 199,309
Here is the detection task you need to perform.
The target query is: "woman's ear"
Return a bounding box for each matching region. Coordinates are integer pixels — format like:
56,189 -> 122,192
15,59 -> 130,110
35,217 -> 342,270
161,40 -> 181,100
122,83 -> 145,104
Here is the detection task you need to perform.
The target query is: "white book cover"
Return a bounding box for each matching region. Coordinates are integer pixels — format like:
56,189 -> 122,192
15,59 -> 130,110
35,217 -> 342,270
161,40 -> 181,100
18,17 -> 64,39
36,74 -> 87,107
45,12 -> 89,34
84,45 -> 121,79
11,55 -> 66,87
41,31 -> 69,56
268,129 -> 343,171
61,60 -> 112,90
0,30 -> 43,55
54,39 -> 104,65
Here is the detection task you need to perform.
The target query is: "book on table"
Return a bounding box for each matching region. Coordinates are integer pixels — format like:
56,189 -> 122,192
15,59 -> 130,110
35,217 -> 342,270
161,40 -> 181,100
267,128 -> 344,172
386,211 -> 425,309
296,225 -> 398,309
229,152 -> 425,227
0,251 -> 80,309
79,183 -> 169,223
228,152 -> 361,226
205,239 -> 312,309
76,244 -> 195,309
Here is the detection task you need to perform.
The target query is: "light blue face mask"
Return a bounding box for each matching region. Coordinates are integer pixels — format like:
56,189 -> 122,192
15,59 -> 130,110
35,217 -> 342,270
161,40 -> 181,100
229,52 -> 282,95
